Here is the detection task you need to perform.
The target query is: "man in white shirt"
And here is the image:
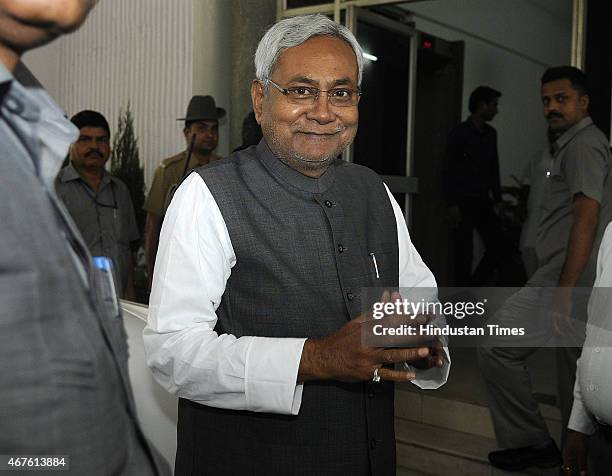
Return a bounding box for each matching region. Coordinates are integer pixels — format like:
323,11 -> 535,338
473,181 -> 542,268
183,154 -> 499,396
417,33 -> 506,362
562,222 -> 612,475
145,14 -> 449,476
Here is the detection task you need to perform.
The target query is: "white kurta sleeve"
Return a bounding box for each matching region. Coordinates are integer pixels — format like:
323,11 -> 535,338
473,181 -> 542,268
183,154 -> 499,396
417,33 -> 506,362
143,173 -> 305,415
384,184 -> 451,389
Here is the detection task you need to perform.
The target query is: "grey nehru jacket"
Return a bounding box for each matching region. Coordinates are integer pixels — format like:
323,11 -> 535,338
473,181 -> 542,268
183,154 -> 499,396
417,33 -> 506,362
531,117 -> 612,286
56,163 -> 140,295
176,140 -> 400,476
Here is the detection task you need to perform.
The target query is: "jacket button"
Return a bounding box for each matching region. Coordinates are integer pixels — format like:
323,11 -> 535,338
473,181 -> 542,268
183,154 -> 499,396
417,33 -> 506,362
324,200 -> 333,208
337,244 -> 345,253
347,292 -> 354,301
368,389 -> 375,398
370,439 -> 377,449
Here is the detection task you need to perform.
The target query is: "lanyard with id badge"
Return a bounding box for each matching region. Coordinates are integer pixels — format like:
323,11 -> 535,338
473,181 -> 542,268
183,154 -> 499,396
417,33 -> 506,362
92,256 -> 130,381
92,256 -> 120,319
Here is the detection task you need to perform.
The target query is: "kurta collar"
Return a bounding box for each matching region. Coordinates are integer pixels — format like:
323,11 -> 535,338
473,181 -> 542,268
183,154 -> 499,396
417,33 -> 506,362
551,117 -> 593,156
255,139 -> 336,194
59,162 -> 113,192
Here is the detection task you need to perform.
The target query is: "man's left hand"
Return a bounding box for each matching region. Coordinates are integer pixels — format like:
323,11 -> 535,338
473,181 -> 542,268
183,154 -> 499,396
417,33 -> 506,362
410,338 -> 446,370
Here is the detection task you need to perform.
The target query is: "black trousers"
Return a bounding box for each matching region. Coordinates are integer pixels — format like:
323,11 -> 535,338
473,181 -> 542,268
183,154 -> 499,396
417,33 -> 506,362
453,198 -> 503,286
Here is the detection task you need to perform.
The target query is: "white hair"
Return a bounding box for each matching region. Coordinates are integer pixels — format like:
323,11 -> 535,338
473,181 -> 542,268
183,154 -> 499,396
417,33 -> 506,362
254,14 -> 364,87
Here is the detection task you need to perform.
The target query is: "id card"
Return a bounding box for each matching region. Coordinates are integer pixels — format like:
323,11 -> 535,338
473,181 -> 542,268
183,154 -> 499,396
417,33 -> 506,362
92,256 -> 120,318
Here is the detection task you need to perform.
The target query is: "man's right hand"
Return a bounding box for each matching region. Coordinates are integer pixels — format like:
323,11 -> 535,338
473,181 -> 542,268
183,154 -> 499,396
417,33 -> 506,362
297,293 -> 434,383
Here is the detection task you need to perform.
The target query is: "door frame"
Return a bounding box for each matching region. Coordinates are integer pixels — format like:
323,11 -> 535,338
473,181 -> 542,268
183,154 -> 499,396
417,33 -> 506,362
278,0 -> 586,65
349,7 -> 418,222
276,0 -> 587,224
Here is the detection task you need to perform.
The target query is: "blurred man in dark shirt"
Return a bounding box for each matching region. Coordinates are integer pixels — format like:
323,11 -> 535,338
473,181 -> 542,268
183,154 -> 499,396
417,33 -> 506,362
56,110 -> 140,299
445,85 -> 503,285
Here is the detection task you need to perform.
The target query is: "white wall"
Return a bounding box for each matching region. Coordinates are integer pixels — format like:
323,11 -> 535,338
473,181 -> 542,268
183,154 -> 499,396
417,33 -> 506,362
23,0 -> 233,188
24,0 -> 193,186
404,0 -> 572,185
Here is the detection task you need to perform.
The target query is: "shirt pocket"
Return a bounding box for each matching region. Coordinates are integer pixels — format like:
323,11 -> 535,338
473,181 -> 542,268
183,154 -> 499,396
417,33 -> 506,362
111,206 -> 131,246
545,173 -> 572,210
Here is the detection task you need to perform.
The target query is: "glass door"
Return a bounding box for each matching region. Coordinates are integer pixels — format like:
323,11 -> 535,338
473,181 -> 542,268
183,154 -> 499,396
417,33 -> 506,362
347,7 -> 417,220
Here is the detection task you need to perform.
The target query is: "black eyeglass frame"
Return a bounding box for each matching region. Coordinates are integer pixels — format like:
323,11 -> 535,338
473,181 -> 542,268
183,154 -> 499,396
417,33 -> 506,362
263,79 -> 362,107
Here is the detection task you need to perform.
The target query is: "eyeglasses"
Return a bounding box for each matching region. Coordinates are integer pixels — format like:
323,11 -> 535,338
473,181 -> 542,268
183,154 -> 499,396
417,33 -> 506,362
265,79 -> 361,107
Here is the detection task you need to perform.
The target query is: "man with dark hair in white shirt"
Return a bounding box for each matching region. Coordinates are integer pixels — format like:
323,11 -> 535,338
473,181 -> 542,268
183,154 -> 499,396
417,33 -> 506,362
145,13 -> 449,476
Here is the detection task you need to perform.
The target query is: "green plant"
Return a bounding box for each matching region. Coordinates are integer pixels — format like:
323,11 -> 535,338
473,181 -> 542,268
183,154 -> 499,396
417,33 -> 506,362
111,103 -> 145,237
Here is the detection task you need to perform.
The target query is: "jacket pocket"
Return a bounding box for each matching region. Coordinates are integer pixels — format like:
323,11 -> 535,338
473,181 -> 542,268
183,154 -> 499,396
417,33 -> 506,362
366,245 -> 394,284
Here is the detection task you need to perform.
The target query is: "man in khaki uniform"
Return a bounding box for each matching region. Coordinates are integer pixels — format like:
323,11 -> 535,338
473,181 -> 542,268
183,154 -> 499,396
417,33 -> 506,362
144,95 -> 225,286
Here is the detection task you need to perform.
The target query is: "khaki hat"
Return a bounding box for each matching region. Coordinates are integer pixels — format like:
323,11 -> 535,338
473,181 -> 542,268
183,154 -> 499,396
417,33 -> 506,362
177,95 -> 226,121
